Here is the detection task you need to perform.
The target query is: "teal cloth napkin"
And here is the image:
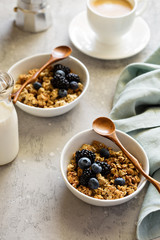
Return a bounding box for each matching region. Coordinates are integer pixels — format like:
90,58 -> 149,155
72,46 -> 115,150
110,47 -> 160,240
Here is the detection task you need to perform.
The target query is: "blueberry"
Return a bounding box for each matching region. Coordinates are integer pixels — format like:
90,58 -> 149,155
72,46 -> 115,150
99,148 -> 110,159
88,178 -> 99,189
91,163 -> 102,174
114,177 -> 125,186
78,157 -> 91,169
33,81 -> 42,90
58,89 -> 68,98
70,81 -> 79,90
55,70 -> 65,77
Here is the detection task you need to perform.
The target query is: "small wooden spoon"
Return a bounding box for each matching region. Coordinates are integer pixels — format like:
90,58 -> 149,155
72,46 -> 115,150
93,117 -> 160,193
11,45 -> 72,104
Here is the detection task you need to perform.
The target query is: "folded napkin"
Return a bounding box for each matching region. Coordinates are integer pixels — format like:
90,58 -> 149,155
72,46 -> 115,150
110,47 -> 160,240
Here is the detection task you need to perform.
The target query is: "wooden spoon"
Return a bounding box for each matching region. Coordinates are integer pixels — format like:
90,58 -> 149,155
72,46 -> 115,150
93,117 -> 160,193
11,45 -> 72,104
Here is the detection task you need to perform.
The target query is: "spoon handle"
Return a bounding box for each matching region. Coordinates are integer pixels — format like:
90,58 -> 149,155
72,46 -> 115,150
111,133 -> 160,193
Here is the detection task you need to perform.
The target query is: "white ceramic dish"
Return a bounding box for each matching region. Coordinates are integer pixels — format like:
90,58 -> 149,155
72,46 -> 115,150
8,54 -> 89,117
61,129 -> 149,207
69,12 -> 150,60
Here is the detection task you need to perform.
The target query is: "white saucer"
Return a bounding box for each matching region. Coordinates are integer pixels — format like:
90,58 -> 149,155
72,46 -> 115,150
69,11 -> 150,60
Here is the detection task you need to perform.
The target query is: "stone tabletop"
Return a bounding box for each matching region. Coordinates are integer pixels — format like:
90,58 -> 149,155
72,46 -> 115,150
0,0 -> 160,240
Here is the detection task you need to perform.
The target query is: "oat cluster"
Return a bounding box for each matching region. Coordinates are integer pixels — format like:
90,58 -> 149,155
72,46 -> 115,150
67,140 -> 141,200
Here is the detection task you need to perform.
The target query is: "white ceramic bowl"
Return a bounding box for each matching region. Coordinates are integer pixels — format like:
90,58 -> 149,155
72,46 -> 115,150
61,129 -> 149,206
8,54 -> 89,117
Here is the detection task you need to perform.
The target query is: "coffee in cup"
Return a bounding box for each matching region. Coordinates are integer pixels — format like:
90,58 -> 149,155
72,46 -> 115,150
87,0 -> 146,45
90,0 -> 133,17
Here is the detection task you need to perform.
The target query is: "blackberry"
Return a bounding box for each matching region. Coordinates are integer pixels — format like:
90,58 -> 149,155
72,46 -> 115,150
51,75 -> 69,89
79,168 -> 93,186
76,149 -> 95,164
66,73 -> 80,83
79,175 -> 89,186
83,168 -> 93,178
53,64 -> 71,75
96,161 -> 111,176
57,78 -> 69,89
101,162 -> 111,175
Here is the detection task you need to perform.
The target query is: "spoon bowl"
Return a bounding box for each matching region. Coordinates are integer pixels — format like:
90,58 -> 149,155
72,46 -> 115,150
93,117 -> 160,193
51,46 -> 72,58
93,117 -> 115,135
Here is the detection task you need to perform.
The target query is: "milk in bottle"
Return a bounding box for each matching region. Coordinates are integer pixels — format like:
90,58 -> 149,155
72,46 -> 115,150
0,72 -> 19,165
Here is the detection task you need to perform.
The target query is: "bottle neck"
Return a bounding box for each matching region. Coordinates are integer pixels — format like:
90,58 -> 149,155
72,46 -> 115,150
0,72 -> 14,102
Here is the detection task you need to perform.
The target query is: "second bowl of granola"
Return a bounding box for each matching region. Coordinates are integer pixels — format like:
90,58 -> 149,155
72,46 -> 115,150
8,53 -> 89,117
61,129 -> 149,206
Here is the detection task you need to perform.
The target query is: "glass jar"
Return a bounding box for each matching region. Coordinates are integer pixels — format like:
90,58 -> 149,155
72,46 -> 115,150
0,71 -> 19,165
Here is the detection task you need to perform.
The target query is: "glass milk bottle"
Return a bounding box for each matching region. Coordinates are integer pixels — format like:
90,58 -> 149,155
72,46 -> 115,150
0,71 -> 19,165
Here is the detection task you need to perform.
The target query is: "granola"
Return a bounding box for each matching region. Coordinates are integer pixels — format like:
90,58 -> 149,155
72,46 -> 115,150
67,140 -> 141,200
12,64 -> 83,108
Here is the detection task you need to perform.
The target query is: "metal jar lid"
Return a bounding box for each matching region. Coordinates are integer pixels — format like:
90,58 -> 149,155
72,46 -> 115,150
17,0 -> 47,10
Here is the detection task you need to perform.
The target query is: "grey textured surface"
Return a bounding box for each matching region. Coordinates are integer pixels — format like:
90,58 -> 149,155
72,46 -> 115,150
0,0 -> 160,240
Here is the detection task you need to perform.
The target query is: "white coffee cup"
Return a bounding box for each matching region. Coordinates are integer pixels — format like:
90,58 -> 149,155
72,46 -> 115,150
87,0 -> 147,45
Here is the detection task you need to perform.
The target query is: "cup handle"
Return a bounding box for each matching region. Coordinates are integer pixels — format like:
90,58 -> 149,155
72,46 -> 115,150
136,0 -> 148,16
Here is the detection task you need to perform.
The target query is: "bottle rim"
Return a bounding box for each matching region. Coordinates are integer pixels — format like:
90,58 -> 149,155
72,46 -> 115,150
0,71 -> 14,100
